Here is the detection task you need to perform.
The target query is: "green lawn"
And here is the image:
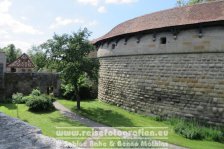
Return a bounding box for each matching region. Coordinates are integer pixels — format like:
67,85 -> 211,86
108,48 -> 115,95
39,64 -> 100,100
0,103 -> 90,145
92,136 -> 123,149
58,99 -> 224,149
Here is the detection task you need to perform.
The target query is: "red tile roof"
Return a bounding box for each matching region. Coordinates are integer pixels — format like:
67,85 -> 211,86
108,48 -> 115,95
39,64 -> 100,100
7,53 -> 35,68
93,1 -> 224,44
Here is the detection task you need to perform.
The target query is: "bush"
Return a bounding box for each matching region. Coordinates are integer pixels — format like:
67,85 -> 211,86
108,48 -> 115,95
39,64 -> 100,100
11,89 -> 55,112
154,115 -> 166,122
61,75 -> 98,100
12,93 -> 25,104
26,95 -> 55,111
212,131 -> 224,143
21,95 -> 33,103
174,120 -> 204,140
173,118 -> 224,143
79,75 -> 98,99
201,127 -> 224,143
31,89 -> 41,96
79,85 -> 98,99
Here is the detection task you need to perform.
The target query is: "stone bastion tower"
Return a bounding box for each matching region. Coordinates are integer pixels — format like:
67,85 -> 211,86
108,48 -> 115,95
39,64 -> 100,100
93,1 -> 224,126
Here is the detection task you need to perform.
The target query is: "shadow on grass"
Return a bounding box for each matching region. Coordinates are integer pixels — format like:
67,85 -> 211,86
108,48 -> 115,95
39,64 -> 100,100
71,107 -> 134,127
28,108 -> 57,114
0,103 -> 17,109
63,99 -> 96,102
49,115 -> 84,127
22,119 -> 29,123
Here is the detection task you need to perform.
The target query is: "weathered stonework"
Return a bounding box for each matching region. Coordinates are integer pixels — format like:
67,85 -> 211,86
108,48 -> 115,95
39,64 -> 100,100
94,0 -> 224,126
0,112 -> 76,149
0,52 -> 6,73
97,25 -> 224,126
98,53 -> 224,126
98,27 -> 224,58
0,53 -> 61,101
3,73 -> 60,99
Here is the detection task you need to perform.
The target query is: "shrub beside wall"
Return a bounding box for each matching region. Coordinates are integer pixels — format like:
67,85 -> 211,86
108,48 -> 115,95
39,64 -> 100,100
26,95 -> 55,111
12,89 -> 55,111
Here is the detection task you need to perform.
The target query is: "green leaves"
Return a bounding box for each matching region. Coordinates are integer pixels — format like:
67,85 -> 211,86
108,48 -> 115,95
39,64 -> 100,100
177,0 -> 217,6
0,44 -> 22,63
12,93 -> 24,104
28,46 -> 47,71
42,28 -> 98,97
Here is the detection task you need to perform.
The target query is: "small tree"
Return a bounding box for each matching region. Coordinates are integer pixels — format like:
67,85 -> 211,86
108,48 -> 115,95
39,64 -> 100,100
41,28 -> 98,110
0,44 -> 22,63
28,46 -> 47,71
12,93 -> 24,118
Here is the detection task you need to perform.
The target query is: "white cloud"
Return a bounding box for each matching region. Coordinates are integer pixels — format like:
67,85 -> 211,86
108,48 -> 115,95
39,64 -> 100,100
87,20 -> 98,27
105,0 -> 138,4
77,0 -> 99,6
0,13 -> 43,34
97,6 -> 107,13
0,29 -> 10,39
50,17 -> 85,29
0,0 -> 11,13
0,29 -> 8,35
77,0 -> 138,5
76,0 -> 138,13
0,40 -> 31,52
0,0 -> 43,52
0,0 -> 43,35
50,17 -> 98,29
21,16 -> 27,21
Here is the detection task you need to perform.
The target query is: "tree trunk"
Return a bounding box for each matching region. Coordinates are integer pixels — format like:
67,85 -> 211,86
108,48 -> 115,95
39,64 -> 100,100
76,94 -> 81,110
74,86 -> 81,110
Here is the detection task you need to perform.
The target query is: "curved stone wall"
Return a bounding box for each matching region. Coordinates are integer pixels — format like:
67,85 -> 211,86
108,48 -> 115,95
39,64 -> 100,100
98,27 -> 224,57
97,26 -> 224,126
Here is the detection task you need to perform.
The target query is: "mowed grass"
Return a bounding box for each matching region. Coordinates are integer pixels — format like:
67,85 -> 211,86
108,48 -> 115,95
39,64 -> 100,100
0,103 -> 90,144
58,99 -> 224,149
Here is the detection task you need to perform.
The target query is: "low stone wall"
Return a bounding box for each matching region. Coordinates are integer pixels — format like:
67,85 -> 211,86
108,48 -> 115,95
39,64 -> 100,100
4,73 -> 60,99
98,53 -> 224,126
0,112 -> 76,149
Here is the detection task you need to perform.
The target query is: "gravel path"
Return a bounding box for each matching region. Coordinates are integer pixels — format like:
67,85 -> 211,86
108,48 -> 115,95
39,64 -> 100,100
0,102 -> 187,149
53,101 -> 106,128
53,101 -> 188,149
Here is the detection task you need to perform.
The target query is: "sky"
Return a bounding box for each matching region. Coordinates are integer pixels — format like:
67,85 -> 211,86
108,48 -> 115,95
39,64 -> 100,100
0,0 -> 177,52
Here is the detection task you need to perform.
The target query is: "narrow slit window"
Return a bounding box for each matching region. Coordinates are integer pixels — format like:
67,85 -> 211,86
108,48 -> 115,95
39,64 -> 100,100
112,43 -> 116,49
160,37 -> 167,44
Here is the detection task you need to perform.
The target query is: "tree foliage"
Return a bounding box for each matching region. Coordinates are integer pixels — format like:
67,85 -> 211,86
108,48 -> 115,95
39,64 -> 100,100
28,46 -> 47,71
177,0 -> 218,6
0,44 -> 22,63
41,28 -> 98,109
